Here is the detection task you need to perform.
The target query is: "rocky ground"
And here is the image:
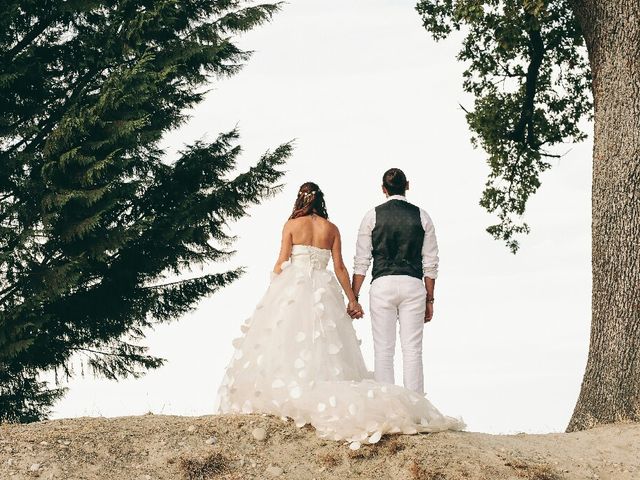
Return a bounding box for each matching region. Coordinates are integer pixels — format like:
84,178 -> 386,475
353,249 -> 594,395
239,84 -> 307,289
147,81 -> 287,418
1,414 -> 639,479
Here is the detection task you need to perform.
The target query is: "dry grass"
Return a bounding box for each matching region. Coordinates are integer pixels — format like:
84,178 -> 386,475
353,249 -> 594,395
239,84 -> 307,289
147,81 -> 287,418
408,460 -> 448,480
383,437 -> 405,455
348,444 -> 381,460
504,460 -> 563,480
316,451 -> 342,468
178,451 -> 230,480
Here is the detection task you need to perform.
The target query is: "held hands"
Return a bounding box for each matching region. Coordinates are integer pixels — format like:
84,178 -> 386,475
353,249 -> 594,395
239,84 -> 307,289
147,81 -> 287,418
347,300 -> 364,320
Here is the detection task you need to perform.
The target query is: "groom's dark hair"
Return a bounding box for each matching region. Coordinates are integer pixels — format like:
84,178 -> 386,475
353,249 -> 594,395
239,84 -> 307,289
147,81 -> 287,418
382,168 -> 408,195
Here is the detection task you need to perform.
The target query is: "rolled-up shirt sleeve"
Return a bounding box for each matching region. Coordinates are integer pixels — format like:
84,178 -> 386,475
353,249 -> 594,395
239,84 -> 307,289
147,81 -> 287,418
353,209 -> 375,276
420,209 -> 439,279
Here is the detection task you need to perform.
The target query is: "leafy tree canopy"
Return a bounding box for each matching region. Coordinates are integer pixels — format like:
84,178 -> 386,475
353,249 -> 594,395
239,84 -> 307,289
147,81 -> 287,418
416,0 -> 592,251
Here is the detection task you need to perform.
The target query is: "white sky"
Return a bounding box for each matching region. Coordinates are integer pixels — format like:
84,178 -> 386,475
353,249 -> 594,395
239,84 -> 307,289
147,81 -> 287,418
50,0 -> 593,434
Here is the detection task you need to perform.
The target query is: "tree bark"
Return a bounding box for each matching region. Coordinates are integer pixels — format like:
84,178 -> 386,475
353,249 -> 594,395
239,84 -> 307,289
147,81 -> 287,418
568,0 -> 640,432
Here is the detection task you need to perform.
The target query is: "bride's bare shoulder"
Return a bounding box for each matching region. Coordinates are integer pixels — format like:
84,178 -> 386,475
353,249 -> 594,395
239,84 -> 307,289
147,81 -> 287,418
284,216 -> 313,233
327,220 -> 341,235
281,217 -> 299,232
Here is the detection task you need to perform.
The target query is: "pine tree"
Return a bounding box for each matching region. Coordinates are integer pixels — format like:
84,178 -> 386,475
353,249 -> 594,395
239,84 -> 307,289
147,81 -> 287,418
0,0 -> 291,422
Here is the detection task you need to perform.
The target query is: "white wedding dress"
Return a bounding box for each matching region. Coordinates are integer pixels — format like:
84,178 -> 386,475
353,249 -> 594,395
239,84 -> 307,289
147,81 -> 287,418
215,245 -> 464,448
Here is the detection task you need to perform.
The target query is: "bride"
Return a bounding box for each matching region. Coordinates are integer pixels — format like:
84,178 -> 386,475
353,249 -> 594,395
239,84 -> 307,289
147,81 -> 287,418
215,182 -> 464,448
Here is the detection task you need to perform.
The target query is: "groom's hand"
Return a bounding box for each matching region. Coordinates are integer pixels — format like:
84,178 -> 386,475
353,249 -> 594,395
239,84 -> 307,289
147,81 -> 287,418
424,302 -> 433,323
347,301 -> 364,319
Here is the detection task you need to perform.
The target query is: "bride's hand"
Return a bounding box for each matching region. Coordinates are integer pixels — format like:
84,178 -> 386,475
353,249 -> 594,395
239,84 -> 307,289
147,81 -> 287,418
347,300 -> 364,319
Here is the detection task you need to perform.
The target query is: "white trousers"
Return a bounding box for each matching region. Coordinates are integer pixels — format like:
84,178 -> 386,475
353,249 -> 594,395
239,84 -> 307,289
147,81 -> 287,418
369,275 -> 426,394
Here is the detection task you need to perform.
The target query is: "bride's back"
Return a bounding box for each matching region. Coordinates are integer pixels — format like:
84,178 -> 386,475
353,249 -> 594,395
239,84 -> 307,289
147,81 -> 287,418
289,215 -> 336,250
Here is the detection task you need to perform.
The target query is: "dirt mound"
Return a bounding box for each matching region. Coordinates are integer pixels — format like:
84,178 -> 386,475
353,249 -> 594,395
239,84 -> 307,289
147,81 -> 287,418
1,414 -> 639,479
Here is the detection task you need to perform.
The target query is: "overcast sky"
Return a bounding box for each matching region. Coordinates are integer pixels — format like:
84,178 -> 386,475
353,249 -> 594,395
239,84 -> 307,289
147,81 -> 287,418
50,0 -> 593,435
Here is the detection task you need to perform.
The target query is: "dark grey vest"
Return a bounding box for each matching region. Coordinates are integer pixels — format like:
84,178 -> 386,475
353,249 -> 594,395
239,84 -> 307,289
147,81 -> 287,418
371,199 -> 424,281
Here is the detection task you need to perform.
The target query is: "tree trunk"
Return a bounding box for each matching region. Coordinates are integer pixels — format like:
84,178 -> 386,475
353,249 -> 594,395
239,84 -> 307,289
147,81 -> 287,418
567,0 -> 640,432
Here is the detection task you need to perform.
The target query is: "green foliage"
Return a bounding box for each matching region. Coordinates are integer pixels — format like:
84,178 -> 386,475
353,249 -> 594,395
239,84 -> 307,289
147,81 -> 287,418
0,0 -> 291,422
416,0 -> 592,251
0,367 -> 66,423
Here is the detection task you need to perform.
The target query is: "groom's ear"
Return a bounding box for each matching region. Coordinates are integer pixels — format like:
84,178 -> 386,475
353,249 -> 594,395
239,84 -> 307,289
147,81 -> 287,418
405,181 -> 410,191
381,185 -> 388,195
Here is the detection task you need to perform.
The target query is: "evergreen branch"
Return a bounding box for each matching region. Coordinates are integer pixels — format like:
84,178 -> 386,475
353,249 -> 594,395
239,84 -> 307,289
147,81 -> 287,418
1,10 -> 55,61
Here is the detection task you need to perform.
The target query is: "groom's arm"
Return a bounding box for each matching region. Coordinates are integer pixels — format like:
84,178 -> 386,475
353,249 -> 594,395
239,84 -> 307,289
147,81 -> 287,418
424,277 -> 436,301
424,276 -> 435,322
351,210 -> 375,299
421,209 -> 439,321
421,209 -> 439,283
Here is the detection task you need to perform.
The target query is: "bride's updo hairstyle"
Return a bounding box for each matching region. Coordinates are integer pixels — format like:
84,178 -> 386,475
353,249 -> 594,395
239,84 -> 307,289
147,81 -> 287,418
290,182 -> 328,219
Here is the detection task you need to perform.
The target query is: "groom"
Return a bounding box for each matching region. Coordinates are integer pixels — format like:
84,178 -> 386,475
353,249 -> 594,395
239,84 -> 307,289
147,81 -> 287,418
350,168 -> 438,395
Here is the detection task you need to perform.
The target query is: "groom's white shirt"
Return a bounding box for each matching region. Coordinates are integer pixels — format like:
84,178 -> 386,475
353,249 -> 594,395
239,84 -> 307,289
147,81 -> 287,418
352,195 -> 439,280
